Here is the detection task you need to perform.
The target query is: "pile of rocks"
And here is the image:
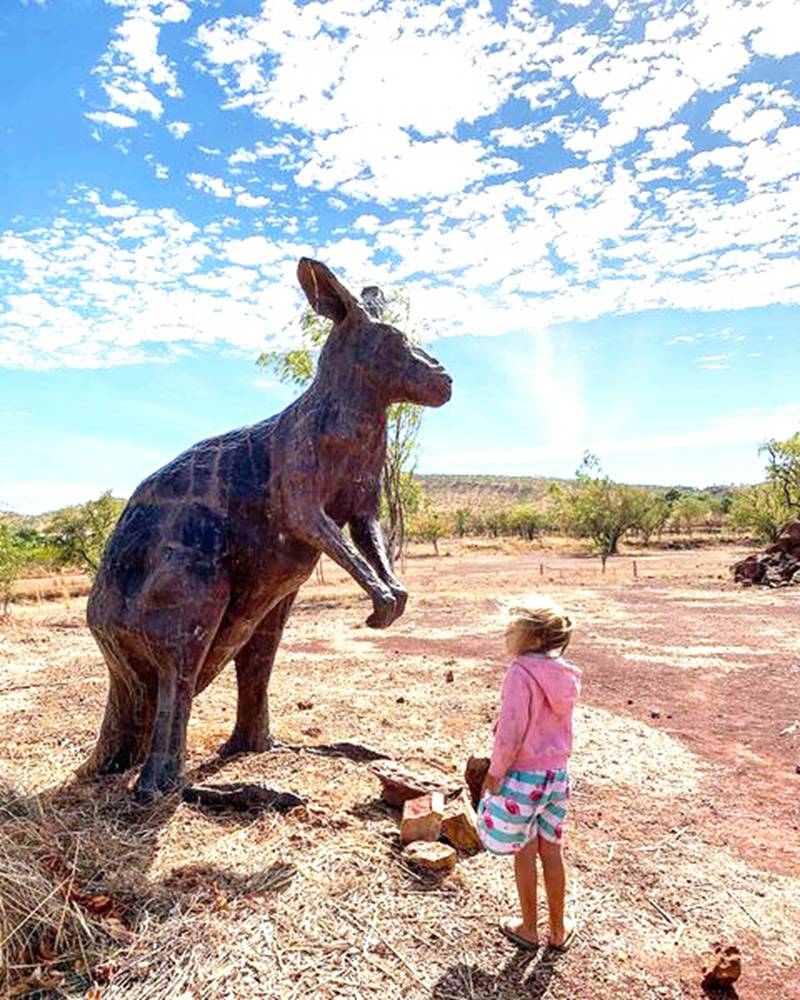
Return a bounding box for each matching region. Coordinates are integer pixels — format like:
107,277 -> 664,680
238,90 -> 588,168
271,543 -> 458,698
733,520 -> 800,588
371,756 -> 489,872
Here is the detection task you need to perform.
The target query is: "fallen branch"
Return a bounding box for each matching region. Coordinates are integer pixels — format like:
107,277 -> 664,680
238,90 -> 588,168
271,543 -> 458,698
647,897 -> 678,927
725,887 -> 760,927
182,784 -> 305,813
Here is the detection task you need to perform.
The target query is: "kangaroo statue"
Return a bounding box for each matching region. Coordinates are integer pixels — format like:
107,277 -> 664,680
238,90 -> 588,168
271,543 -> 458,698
83,258 -> 453,801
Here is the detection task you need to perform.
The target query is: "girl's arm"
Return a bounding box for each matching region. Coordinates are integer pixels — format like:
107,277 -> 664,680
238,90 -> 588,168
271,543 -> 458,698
488,664 -> 534,782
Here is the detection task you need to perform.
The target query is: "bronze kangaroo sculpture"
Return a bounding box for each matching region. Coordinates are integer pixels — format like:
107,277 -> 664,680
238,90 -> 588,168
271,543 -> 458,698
83,258 -> 452,801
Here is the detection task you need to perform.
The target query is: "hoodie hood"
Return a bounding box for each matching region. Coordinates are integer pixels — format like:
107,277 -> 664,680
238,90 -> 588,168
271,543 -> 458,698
516,654 -> 581,715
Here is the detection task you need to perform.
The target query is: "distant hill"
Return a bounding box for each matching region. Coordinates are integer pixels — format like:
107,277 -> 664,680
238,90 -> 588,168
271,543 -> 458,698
416,474 -> 744,512
416,474 -> 565,512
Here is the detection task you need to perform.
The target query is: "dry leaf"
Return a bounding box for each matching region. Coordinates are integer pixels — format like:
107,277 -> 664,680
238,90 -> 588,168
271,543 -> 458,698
84,894 -> 113,915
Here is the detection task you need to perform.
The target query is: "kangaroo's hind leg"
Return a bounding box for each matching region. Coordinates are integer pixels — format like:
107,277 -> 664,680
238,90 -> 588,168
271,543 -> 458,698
133,585 -> 229,803
218,590 -> 298,758
78,638 -> 156,778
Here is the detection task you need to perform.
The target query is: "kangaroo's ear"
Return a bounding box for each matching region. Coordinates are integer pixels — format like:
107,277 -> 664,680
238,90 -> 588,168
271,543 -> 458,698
360,286 -> 386,320
297,258 -> 360,324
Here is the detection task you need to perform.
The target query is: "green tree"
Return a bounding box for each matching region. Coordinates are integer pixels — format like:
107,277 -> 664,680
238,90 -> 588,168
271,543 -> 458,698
632,491 -> 670,545
730,483 -> 789,543
453,507 -> 472,538
410,505 -> 449,556
0,524 -> 27,614
761,432 -> 800,514
553,453 -> 642,568
668,493 -> 708,535
257,289 -> 424,563
508,504 -> 544,541
48,491 -> 124,575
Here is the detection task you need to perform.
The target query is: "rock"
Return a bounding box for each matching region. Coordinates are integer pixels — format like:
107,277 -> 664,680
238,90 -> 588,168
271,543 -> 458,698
764,565 -> 791,588
464,754 -> 491,808
403,841 -> 457,872
701,943 -> 742,988
297,700 -> 314,710
441,790 -> 483,852
733,553 -> 766,585
734,521 -> 800,588
445,670 -> 455,683
400,792 -> 444,844
372,760 -> 461,808
650,709 -> 661,719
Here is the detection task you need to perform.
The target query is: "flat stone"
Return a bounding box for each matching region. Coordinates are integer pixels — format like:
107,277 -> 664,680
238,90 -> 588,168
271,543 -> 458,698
372,760 -> 461,808
400,792 -> 444,845
403,841 -> 457,873
442,790 -> 483,852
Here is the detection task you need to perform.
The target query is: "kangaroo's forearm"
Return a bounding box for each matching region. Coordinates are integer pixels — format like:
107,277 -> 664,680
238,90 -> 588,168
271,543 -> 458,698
290,510 -> 391,599
349,515 -> 399,587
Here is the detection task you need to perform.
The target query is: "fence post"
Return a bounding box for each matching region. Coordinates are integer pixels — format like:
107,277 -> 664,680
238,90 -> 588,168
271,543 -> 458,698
633,559 -> 638,579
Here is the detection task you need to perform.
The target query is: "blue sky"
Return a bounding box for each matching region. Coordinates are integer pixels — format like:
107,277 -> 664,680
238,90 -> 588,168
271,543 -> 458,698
1,0 -> 798,513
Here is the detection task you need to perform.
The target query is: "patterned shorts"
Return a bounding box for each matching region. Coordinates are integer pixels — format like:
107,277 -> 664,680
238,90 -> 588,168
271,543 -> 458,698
477,768 -> 569,855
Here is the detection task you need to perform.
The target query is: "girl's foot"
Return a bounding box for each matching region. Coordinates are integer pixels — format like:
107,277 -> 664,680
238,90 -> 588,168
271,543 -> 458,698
547,916 -> 576,951
499,916 -> 539,951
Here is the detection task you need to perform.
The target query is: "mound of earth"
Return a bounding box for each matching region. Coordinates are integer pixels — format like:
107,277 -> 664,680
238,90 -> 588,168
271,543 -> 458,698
734,519 -> 800,588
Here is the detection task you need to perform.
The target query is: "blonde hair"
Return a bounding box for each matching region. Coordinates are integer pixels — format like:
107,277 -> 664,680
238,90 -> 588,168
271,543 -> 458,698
504,593 -> 574,657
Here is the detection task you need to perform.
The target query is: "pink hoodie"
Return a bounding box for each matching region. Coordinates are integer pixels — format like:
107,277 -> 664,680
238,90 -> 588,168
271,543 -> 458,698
489,653 -> 582,779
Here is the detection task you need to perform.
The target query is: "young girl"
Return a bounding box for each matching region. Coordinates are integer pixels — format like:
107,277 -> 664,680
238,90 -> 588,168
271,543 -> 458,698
478,594 -> 581,954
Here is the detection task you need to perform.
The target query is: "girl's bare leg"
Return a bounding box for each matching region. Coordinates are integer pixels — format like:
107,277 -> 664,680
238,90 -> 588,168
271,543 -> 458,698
504,837 -> 539,943
538,837 -> 574,946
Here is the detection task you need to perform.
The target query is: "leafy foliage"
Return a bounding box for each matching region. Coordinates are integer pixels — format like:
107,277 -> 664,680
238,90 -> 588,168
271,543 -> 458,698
0,524 -> 27,614
409,505 -> 448,555
730,483 -> 790,543
552,453 -> 643,565
47,491 -> 124,576
760,432 -> 800,514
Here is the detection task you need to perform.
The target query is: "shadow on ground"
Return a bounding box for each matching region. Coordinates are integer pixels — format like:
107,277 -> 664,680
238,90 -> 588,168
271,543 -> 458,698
432,952 -> 557,999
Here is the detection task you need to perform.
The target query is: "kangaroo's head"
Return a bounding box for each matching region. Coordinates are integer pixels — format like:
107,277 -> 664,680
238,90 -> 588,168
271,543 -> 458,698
297,258 -> 452,409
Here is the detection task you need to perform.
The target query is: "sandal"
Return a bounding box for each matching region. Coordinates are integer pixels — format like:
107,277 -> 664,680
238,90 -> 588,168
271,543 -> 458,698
542,923 -> 577,961
498,916 -> 539,952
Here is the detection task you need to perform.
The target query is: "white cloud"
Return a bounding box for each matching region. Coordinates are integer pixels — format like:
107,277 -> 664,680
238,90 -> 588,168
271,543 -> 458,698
235,192 -> 270,208
0,192 -> 312,369
751,0 -> 800,58
709,83 -> 794,144
102,78 -> 163,118
85,110 -> 138,129
187,173 -> 233,198
644,124 -> 691,161
166,120 -> 192,139
195,0 -> 542,137
89,0 -> 191,130
295,125 -> 519,202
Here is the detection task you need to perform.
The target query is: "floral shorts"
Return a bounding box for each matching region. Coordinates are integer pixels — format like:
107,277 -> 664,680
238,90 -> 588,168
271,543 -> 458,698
478,768 -> 569,855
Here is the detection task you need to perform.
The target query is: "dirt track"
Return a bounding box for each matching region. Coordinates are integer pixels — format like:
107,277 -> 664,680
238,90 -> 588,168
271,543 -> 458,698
2,542 -> 799,999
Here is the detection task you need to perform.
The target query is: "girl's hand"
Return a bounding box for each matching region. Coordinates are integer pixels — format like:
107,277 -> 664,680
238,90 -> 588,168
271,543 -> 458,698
482,772 -> 501,797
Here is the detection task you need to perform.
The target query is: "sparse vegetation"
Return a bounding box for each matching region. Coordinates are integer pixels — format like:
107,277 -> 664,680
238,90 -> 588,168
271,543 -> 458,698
0,524 -> 26,614
46,491 -> 124,576
551,453 -> 645,568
